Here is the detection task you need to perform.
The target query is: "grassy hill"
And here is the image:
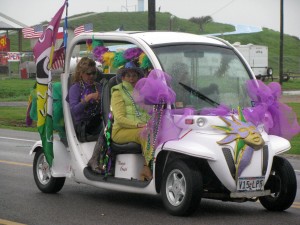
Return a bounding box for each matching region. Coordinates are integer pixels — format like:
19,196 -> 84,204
7,11 -> 300,77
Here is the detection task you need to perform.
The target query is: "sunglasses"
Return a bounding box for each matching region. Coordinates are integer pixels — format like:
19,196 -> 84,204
125,73 -> 138,78
86,71 -> 96,76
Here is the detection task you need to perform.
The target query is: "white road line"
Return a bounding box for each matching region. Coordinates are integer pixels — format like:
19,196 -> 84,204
0,136 -> 37,143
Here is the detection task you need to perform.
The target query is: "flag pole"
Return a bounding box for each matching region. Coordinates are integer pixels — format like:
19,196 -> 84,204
63,0 -> 68,72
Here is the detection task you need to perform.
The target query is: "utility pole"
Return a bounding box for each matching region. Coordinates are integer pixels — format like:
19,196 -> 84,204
148,0 -> 156,30
279,0 -> 284,85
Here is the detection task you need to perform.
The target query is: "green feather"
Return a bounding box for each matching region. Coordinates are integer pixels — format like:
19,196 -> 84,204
140,54 -> 152,69
113,51 -> 127,68
235,139 -> 246,161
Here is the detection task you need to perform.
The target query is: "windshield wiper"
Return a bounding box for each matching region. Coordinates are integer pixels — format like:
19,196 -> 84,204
179,82 -> 220,107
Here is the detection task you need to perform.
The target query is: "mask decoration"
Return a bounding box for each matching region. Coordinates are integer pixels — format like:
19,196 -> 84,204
213,108 -> 265,179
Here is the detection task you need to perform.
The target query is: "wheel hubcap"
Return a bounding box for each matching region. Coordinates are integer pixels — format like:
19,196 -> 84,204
270,170 -> 281,198
166,169 -> 186,206
37,154 -> 51,185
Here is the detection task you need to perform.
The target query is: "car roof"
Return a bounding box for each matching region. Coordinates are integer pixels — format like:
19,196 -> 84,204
84,31 -> 229,47
130,31 -> 228,46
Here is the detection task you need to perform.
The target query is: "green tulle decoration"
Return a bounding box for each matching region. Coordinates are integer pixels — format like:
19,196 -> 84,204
113,51 -> 127,68
140,54 -> 152,69
52,82 -> 66,139
29,85 -> 37,122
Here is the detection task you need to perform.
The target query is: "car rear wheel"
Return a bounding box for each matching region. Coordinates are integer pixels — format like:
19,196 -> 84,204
259,156 -> 297,211
161,159 -> 202,216
33,148 -> 65,193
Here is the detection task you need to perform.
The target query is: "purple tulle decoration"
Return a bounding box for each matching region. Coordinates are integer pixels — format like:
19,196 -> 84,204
201,104 -> 231,116
93,46 -> 109,61
123,47 -> 143,60
133,69 -> 176,109
26,102 -> 33,126
243,80 -> 300,140
138,107 -> 183,150
134,69 -> 181,148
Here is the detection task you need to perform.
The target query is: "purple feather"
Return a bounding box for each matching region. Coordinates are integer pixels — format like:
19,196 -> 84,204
26,102 -> 33,126
93,46 -> 109,61
123,47 -> 142,60
237,146 -> 254,177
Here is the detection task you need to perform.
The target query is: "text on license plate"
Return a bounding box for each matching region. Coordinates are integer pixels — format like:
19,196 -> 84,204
237,177 -> 265,191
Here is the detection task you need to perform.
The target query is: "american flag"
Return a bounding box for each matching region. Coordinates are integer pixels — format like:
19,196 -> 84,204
22,24 -> 43,39
74,23 -> 93,36
52,45 -> 65,70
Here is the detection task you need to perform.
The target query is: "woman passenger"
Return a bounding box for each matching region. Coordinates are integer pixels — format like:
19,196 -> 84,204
68,57 -> 103,172
110,62 -> 152,181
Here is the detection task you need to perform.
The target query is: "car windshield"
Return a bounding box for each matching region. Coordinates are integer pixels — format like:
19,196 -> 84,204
152,44 -> 252,111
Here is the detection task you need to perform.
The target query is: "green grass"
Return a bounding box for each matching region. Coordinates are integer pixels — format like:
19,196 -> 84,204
281,79 -> 300,91
0,78 -> 36,101
287,103 -> 300,155
0,76 -> 60,102
264,78 -> 300,91
289,135 -> 300,155
0,106 -> 37,132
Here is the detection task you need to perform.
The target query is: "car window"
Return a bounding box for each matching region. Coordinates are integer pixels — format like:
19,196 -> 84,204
152,44 -> 252,110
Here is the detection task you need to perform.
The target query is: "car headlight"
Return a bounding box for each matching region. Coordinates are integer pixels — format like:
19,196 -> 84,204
196,117 -> 206,127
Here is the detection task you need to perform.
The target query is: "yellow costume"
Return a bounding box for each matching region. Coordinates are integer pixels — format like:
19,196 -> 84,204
111,81 -> 152,164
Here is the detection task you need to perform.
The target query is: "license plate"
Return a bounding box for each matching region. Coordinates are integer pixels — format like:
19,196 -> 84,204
237,177 -> 265,191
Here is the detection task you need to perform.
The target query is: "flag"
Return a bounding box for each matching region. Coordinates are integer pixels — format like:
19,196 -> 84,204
74,23 -> 93,36
52,44 -> 65,70
56,27 -> 64,39
22,24 -> 43,39
33,1 -> 67,166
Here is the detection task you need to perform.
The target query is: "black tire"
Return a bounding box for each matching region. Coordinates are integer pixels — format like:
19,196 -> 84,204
267,67 -> 273,76
161,159 -> 202,216
283,73 -> 290,82
259,156 -> 297,211
33,148 -> 65,193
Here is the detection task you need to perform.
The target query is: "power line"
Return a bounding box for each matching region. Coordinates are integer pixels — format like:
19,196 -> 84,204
210,0 -> 236,16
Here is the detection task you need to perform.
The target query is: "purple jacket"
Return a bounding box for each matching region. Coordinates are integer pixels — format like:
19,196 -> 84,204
68,82 -> 102,125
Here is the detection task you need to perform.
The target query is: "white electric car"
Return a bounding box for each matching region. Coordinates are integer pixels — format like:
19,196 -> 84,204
30,31 -> 297,216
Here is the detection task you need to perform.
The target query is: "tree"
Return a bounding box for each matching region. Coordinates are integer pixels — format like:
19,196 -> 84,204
189,16 -> 213,33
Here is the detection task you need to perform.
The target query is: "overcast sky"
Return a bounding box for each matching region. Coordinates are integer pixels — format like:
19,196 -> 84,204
2,0 -> 299,38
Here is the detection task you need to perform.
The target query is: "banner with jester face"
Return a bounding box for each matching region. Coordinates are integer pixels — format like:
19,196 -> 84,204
213,109 -> 265,179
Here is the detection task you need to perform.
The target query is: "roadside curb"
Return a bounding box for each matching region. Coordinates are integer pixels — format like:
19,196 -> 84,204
0,102 -> 28,107
282,153 -> 300,160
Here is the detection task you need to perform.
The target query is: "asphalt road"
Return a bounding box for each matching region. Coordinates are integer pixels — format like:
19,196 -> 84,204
0,129 -> 299,225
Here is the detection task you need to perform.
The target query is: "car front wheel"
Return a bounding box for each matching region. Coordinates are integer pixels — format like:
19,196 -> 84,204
259,156 -> 297,211
33,148 -> 65,193
161,159 -> 203,216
